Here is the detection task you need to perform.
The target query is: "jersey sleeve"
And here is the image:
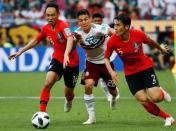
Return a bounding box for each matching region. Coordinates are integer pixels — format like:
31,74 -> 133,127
62,22 -> 73,38
105,36 -> 114,59
35,26 -> 46,42
138,30 -> 151,44
101,24 -> 109,34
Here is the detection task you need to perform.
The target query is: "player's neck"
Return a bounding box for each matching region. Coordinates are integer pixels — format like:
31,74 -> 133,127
83,28 -> 91,33
50,22 -> 57,30
82,24 -> 91,33
120,31 -> 130,42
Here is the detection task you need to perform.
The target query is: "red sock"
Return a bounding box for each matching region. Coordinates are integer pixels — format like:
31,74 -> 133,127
158,110 -> 170,119
142,102 -> 170,119
143,102 -> 160,116
40,88 -> 50,112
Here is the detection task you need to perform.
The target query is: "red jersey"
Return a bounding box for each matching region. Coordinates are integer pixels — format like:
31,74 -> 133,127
36,19 -> 79,67
105,29 -> 154,76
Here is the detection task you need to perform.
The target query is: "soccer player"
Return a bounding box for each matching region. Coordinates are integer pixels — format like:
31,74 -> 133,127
8,3 -> 79,113
92,13 -> 104,25
104,13 -> 175,126
71,9 -> 119,125
92,13 -> 119,101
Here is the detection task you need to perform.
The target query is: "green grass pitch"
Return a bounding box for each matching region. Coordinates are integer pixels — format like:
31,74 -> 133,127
0,70 -> 176,131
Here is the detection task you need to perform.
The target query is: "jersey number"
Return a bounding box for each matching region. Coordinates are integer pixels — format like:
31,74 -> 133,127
151,74 -> 157,85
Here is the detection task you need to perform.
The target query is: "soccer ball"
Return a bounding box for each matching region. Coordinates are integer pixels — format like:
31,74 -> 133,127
31,112 -> 50,129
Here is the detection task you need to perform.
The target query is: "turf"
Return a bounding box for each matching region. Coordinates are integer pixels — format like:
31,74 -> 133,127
0,70 -> 176,131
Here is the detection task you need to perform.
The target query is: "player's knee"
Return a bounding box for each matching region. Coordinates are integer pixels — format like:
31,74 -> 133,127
85,83 -> 93,94
85,82 -> 94,89
150,95 -> 161,103
135,96 -> 148,104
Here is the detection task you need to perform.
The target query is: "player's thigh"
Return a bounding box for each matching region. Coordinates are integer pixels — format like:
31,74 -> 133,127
45,71 -> 59,86
63,65 -> 79,88
81,61 -> 100,86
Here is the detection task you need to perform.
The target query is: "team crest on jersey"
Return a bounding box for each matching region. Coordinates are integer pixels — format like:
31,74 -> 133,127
81,33 -> 105,49
57,32 -> 65,43
133,42 -> 139,53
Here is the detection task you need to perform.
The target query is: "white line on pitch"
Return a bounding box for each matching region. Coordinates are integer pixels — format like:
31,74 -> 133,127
0,96 -> 176,100
0,96 -> 135,100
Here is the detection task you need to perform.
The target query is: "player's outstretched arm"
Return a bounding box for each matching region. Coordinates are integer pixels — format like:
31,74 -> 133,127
63,36 -> 74,68
148,38 -> 172,54
104,58 -> 119,83
8,39 -> 38,60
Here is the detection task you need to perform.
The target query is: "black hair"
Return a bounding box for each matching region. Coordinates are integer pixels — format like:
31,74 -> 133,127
77,9 -> 90,17
92,13 -> 104,19
45,2 -> 59,13
114,13 -> 131,27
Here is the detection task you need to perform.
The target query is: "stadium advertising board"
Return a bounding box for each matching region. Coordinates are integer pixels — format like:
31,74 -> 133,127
0,46 -> 124,72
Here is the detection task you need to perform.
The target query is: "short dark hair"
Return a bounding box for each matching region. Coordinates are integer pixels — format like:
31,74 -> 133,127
92,13 -> 104,19
45,2 -> 59,13
77,9 -> 90,17
114,13 -> 131,27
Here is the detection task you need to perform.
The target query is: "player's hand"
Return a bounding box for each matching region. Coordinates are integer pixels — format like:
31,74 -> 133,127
73,32 -> 83,43
73,32 -> 82,39
161,46 -> 172,54
110,71 -> 119,83
160,43 -> 172,55
63,54 -> 70,68
8,51 -> 22,60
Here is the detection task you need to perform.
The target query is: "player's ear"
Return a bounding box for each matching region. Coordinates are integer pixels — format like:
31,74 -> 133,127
125,25 -> 130,30
89,16 -> 92,22
57,11 -> 60,18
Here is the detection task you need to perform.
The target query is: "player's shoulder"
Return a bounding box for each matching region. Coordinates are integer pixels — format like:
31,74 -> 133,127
57,19 -> 69,29
92,23 -> 108,30
130,29 -> 144,35
58,19 -> 68,25
75,27 -> 82,33
111,34 -> 118,39
108,34 -> 117,42
41,24 -> 50,31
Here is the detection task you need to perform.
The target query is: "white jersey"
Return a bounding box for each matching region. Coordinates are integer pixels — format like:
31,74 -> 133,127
76,23 -> 116,64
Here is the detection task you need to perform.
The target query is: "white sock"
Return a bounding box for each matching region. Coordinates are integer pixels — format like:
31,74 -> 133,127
99,78 -> 111,98
84,94 -> 95,119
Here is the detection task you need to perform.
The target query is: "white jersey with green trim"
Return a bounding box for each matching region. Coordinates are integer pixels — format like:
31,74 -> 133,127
75,23 -> 112,64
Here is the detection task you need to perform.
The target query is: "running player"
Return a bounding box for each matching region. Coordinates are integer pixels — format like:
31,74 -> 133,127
105,13 -> 175,126
66,9 -> 119,125
8,2 -> 79,113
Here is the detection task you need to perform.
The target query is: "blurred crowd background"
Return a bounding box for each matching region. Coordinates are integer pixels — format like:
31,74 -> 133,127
0,0 -> 176,27
0,0 -> 175,70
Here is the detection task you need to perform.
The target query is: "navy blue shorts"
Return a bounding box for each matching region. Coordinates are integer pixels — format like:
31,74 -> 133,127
48,59 -> 79,88
125,68 -> 160,95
